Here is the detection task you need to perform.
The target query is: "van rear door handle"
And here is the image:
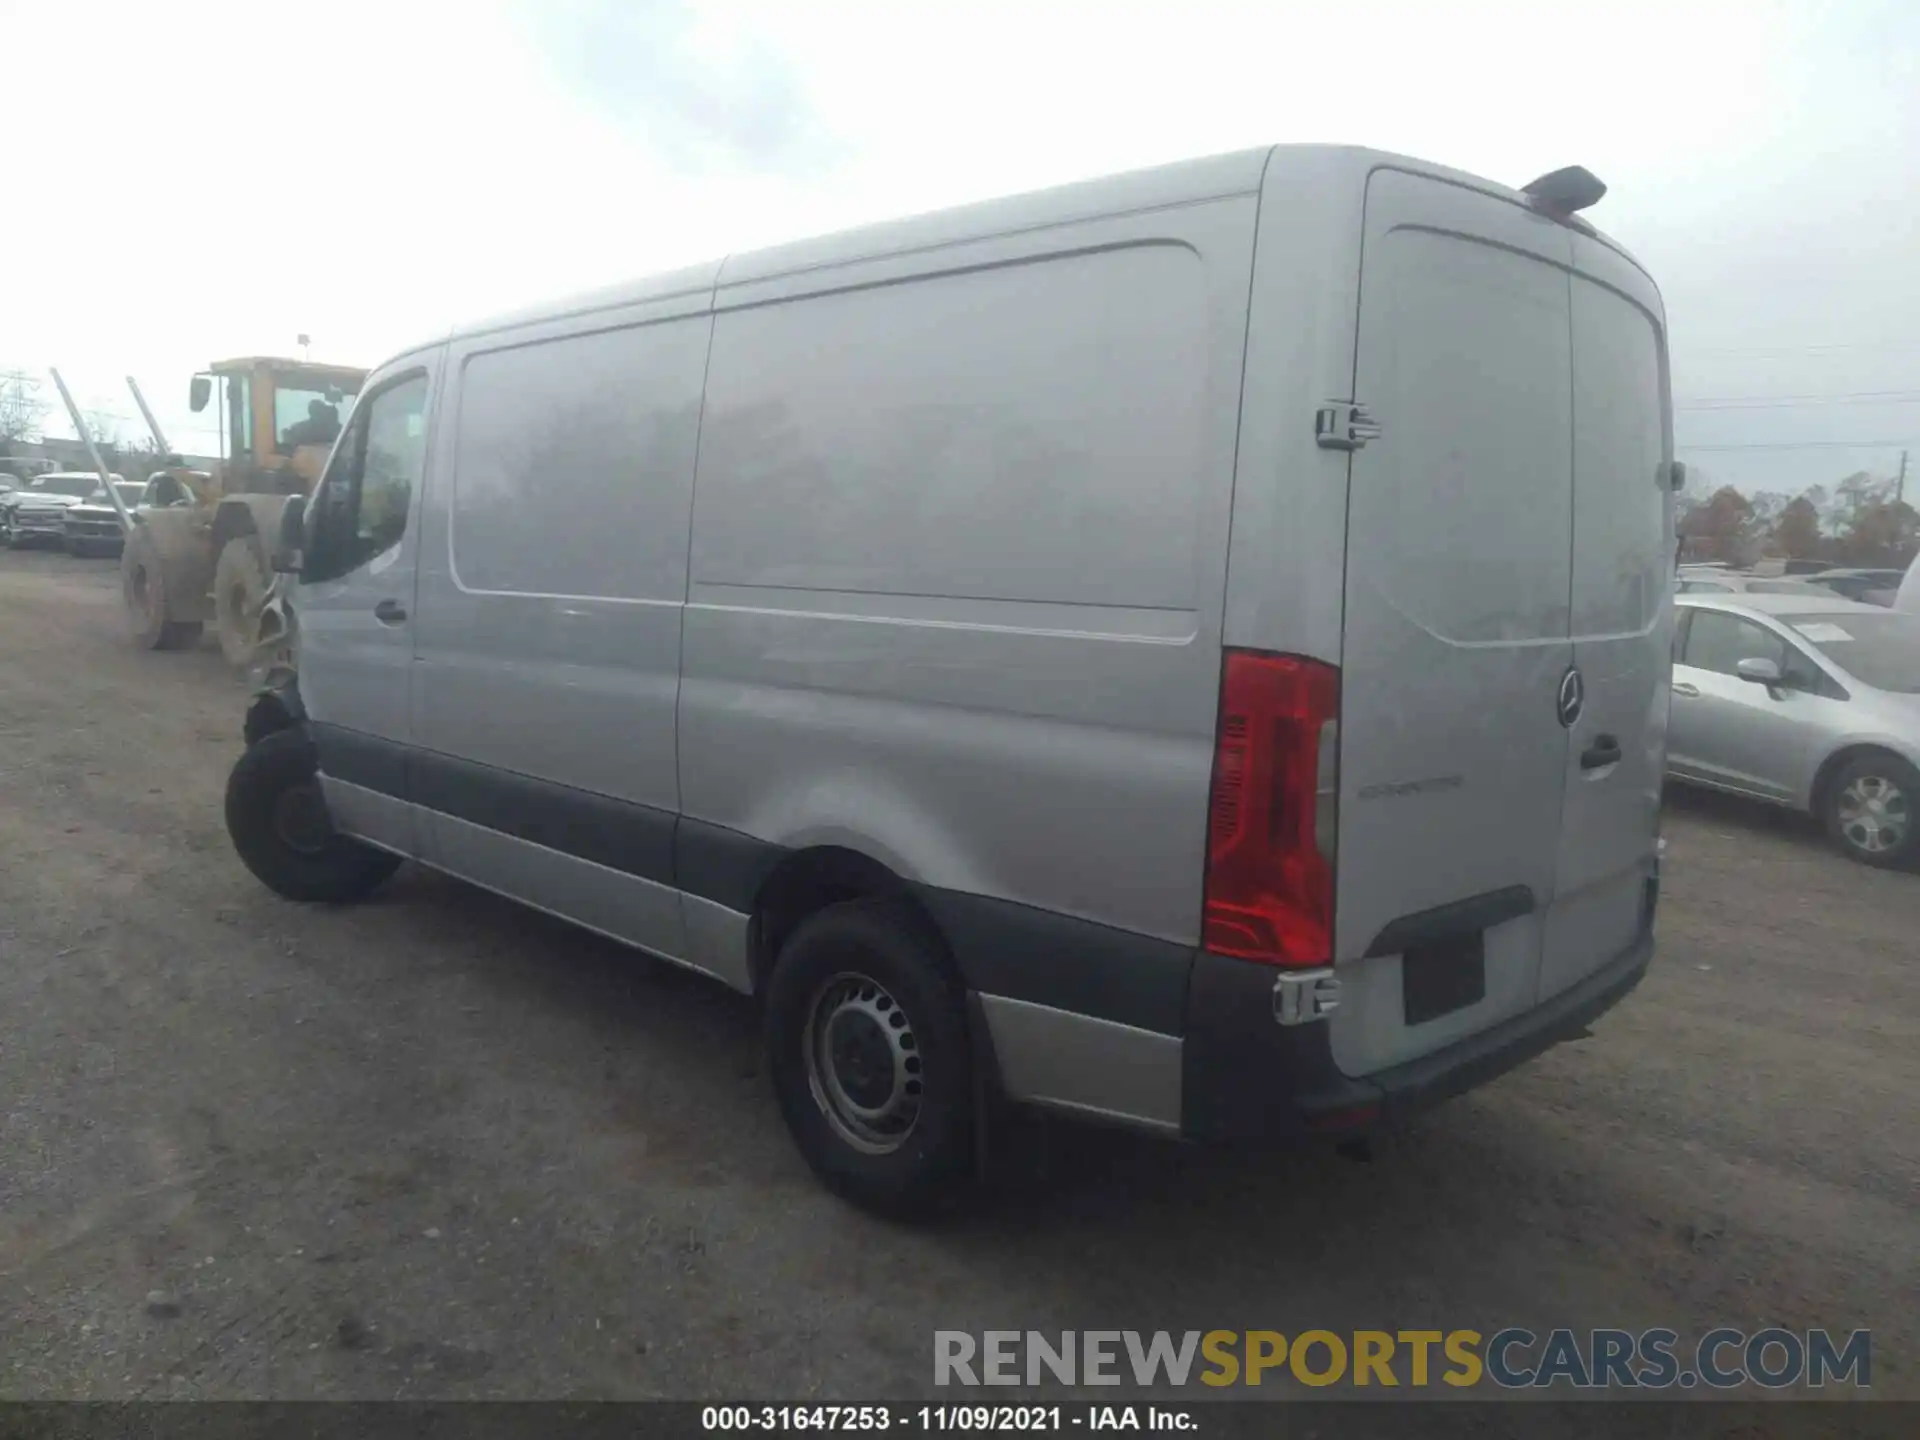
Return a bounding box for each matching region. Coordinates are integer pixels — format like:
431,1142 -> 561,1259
373,599 -> 408,625
1671,682 -> 1699,698
1580,735 -> 1623,771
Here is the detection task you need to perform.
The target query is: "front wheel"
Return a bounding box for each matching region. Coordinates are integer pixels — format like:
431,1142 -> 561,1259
763,899 -> 975,1216
1824,753 -> 1919,869
122,527 -> 203,650
225,727 -> 402,902
214,534 -> 270,668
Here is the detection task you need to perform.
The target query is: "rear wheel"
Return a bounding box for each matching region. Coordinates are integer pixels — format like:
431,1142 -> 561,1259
225,727 -> 402,903
1824,753 -> 1919,869
763,899 -> 975,1216
122,527 -> 203,651
214,534 -> 270,668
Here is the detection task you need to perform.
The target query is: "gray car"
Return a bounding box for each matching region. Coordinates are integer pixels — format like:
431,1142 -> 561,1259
61,478 -> 153,557
1806,568 -> 1907,607
1670,594 -> 1920,867
1675,570 -> 1836,598
2,471 -> 122,548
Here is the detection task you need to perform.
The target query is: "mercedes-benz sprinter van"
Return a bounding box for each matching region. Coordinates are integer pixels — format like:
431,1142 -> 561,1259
226,145 -> 1675,1213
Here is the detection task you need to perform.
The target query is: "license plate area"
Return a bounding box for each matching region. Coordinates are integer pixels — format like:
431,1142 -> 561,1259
1402,934 -> 1487,1025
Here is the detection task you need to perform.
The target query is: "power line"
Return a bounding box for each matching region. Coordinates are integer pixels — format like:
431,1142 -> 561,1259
1676,439 -> 1917,452
1677,390 -> 1920,411
1683,341 -> 1920,356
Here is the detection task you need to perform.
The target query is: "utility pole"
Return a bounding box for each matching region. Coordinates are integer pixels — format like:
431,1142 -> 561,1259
1898,449 -> 1908,508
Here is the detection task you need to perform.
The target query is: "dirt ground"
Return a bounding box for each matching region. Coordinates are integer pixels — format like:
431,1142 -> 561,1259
2,548 -> 1915,1415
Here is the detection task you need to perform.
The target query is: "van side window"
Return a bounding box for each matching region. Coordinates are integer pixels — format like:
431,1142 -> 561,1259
448,320 -> 707,601
305,374 -> 428,584
692,245 -> 1209,611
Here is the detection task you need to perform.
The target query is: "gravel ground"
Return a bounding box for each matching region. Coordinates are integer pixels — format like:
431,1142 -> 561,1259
2,549 -> 1915,1418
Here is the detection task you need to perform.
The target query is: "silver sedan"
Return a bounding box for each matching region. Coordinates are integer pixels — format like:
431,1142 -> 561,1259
1668,594 -> 1920,867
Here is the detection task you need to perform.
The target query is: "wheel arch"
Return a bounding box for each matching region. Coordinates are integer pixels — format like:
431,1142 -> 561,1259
243,676 -> 308,748
1809,742 -> 1917,817
745,844 -> 954,999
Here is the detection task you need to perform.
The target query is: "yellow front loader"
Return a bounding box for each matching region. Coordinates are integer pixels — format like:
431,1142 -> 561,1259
95,356 -> 365,662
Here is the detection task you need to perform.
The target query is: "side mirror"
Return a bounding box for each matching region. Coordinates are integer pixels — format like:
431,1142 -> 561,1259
189,375 -> 212,413
1735,657 -> 1783,687
272,495 -> 306,573
1665,460 -> 1687,491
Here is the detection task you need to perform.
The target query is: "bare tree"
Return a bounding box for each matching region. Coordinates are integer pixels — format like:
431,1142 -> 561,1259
79,409 -> 126,462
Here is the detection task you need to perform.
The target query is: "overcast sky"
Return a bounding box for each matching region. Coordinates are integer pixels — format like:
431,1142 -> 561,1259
6,0 -> 1916,498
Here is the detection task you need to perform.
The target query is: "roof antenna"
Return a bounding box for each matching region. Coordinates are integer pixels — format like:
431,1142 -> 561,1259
1520,166 -> 1607,214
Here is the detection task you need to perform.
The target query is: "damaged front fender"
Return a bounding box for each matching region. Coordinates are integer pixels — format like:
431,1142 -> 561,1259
243,672 -> 306,749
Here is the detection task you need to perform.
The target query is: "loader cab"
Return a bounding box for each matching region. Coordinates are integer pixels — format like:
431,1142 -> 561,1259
190,358 -> 366,494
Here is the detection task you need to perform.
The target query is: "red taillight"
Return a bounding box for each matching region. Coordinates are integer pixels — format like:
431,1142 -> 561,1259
1202,649 -> 1339,966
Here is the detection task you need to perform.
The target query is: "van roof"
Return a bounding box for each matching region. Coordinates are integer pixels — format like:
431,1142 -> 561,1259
447,144 -> 1651,346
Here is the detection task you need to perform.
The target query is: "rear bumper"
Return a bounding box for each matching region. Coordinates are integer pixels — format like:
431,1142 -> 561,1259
1181,912 -> 1655,1143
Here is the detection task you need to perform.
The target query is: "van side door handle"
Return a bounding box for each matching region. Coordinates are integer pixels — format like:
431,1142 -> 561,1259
1671,681 -> 1699,698
373,598 -> 408,625
1580,734 -> 1623,771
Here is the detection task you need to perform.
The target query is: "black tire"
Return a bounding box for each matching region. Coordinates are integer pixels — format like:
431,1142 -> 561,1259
1822,752 -> 1920,869
225,727 -> 402,902
763,899 -> 975,1216
213,534 -> 270,668
121,529 -> 203,650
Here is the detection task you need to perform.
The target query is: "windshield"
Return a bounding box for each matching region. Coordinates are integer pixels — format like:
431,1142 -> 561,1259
1783,612 -> 1920,694
93,481 -> 145,506
32,476 -> 100,498
273,378 -> 361,455
1746,579 -> 1834,596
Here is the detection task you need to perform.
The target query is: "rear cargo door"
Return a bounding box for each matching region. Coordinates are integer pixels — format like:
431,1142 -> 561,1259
1329,169 -> 1576,1077
1540,241 -> 1672,1001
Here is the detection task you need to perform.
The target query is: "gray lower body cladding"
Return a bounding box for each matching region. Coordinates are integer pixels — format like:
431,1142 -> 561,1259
302,721 -> 1654,1142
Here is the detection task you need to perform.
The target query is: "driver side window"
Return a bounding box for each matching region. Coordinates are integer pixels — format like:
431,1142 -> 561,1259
304,374 -> 428,584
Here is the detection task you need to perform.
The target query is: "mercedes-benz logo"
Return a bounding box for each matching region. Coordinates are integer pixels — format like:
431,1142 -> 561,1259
1556,666 -> 1585,729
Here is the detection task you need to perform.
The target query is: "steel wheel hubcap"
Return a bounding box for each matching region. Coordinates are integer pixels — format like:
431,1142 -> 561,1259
271,781 -> 333,855
803,973 -> 923,1154
1837,775 -> 1909,854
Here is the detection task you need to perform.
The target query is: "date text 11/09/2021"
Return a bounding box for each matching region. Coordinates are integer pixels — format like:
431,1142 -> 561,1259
703,1408 -> 1187,1432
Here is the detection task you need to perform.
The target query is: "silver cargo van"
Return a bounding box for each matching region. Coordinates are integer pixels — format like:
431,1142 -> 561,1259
226,145 -> 1674,1213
